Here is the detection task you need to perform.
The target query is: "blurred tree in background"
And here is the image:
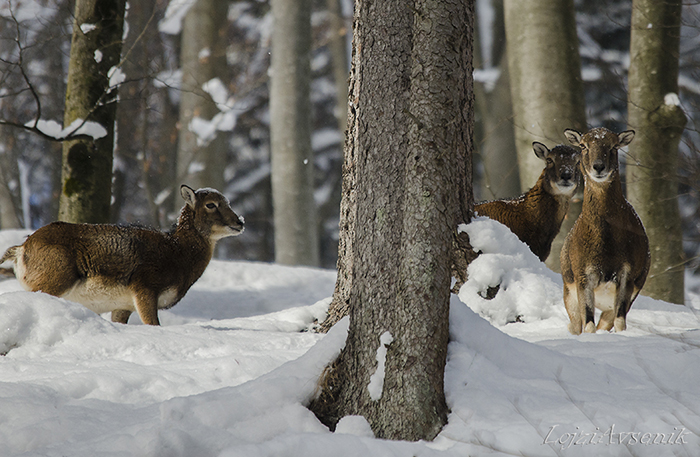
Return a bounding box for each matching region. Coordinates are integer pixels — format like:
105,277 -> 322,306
269,0 -> 319,266
626,0 -> 686,304
502,0 -> 586,272
58,0 -> 126,223
174,0 -> 229,199
473,0 -> 520,202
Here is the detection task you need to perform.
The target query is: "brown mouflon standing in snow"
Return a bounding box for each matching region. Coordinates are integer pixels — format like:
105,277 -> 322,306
475,142 -> 581,262
0,185 -> 244,325
561,127 -> 650,334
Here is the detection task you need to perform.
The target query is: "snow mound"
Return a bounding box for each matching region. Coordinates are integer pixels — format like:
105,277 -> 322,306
0,292 -> 113,355
443,296 -> 700,456
458,217 -> 567,325
1,224 -> 700,456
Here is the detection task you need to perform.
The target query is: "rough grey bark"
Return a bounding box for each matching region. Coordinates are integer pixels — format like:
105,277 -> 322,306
175,0 -> 229,195
503,0 -> 586,270
316,0 -> 352,323
626,0 -> 686,304
312,0 -> 474,441
318,70 -> 357,332
58,0 -> 126,223
270,0 -> 320,266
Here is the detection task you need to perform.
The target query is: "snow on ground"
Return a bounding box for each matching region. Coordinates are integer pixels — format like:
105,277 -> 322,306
1,220 -> 700,456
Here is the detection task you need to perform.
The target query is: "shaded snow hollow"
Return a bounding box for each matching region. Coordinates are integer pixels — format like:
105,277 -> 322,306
1,220 -> 700,456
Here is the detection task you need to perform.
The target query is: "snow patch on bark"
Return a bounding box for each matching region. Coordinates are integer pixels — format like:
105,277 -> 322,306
26,118 -> 107,140
335,415 -> 374,437
80,23 -> 97,34
108,66 -> 126,91
367,331 -> 393,401
664,92 -> 681,106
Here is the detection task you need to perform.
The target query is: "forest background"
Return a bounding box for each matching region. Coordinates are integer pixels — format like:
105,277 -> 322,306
0,0 -> 698,286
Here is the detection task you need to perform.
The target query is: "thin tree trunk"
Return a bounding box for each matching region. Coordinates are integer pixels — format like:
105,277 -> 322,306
311,0 -> 473,441
626,0 -> 686,304
326,0 -> 350,135
0,131 -> 21,228
475,0 -> 520,201
113,0 -> 155,224
270,0 -> 319,266
0,180 -> 20,229
59,0 -> 126,223
477,55 -> 520,200
503,0 -> 586,270
175,0 -> 229,195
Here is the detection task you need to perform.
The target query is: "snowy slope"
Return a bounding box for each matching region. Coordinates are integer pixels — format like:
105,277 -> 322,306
1,220 -> 699,456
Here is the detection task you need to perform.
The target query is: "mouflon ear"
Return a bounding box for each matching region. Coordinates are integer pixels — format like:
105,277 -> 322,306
180,185 -> 197,209
532,142 -> 550,161
617,130 -> 635,148
564,129 -> 582,147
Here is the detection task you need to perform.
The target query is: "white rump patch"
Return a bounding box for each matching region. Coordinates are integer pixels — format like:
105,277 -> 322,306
14,247 -> 28,290
158,288 -> 178,309
593,281 -> 616,312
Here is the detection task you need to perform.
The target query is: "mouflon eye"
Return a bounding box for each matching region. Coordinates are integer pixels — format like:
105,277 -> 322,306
206,203 -> 217,210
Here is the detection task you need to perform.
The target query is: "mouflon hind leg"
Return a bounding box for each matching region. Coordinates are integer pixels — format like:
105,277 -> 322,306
133,289 -> 160,326
111,309 -> 133,324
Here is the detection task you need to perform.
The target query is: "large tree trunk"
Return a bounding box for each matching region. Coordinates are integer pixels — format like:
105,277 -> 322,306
312,0 -> 473,441
270,0 -> 319,266
626,0 -> 686,304
503,0 -> 586,270
175,0 -> 229,195
59,0 -> 126,223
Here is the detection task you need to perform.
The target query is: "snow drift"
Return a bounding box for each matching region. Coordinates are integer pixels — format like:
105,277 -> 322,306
0,220 -> 699,456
